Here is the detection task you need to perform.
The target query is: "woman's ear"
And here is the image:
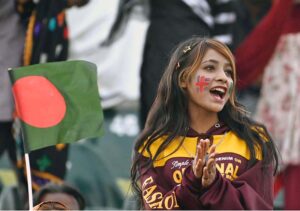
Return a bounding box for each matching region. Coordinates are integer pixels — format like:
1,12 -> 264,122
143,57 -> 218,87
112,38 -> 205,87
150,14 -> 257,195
179,79 -> 187,88
179,73 -> 188,88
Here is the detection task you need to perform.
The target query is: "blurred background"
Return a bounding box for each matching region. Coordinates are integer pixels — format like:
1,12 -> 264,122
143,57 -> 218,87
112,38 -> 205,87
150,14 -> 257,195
1,0 -> 299,209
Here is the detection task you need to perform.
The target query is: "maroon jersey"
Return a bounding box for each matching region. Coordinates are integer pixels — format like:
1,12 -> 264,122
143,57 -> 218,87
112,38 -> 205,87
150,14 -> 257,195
139,125 -> 274,209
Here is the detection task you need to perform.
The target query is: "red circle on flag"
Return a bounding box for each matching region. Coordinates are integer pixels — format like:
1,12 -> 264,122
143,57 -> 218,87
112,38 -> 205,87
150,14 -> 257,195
12,76 -> 66,128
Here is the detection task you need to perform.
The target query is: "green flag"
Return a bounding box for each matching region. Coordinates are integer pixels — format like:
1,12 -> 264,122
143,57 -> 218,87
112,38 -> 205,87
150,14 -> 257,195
9,60 -> 104,152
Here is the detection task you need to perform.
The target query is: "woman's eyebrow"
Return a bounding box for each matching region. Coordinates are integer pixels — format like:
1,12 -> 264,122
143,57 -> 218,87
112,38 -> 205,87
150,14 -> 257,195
202,59 -> 231,67
224,63 -> 233,68
202,59 -> 218,64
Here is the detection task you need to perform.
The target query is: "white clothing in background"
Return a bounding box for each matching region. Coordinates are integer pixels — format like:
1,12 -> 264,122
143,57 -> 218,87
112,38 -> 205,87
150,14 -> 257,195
67,0 -> 149,109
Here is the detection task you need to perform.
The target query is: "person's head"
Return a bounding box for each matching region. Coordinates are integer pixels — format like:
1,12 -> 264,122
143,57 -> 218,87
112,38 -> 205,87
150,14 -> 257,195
169,37 -> 237,115
144,37 -> 242,131
131,37 -> 278,202
33,183 -> 85,210
33,201 -> 68,210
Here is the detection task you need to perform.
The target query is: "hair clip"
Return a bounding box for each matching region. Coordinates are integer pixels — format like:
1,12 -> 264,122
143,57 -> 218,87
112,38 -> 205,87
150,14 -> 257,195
176,62 -> 180,69
183,45 -> 192,54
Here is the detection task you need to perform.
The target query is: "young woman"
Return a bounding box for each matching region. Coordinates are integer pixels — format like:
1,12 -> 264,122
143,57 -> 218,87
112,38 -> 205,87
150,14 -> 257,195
131,37 -> 278,210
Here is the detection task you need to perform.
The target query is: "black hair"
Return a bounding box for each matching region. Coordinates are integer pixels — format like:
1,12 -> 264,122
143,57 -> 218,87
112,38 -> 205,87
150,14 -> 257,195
33,183 -> 85,210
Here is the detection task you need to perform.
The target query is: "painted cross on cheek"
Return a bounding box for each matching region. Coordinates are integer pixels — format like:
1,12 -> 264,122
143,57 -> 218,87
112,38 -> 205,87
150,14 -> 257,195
195,76 -> 211,92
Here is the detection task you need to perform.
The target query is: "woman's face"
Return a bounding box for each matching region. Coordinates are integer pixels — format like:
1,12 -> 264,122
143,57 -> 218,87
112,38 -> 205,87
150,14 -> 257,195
182,48 -> 234,114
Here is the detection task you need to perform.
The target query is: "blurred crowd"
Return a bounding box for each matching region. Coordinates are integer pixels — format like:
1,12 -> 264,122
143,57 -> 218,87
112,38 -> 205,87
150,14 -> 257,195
0,0 -> 299,209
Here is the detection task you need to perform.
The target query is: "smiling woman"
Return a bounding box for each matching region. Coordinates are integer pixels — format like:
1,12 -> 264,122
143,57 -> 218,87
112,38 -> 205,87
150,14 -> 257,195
181,48 -> 234,117
131,37 -> 279,210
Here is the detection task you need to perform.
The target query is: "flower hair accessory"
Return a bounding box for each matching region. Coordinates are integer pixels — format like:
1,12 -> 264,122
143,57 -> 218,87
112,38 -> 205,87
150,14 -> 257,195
182,45 -> 192,54
176,44 -> 194,69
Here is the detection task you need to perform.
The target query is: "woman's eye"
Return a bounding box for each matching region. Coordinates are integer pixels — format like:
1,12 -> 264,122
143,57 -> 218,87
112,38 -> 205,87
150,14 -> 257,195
204,65 -> 214,71
225,69 -> 233,77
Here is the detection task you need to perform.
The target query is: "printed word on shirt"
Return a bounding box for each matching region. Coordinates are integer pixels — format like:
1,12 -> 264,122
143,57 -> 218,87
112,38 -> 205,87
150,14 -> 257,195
142,176 -> 179,209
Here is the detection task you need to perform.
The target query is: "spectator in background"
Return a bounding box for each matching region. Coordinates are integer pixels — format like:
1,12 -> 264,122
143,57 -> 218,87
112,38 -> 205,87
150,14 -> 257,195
14,0 -> 89,194
33,201 -> 68,210
103,0 -> 237,128
32,183 -> 85,210
231,0 -> 271,50
234,0 -> 300,209
230,0 -> 271,113
0,0 -> 24,169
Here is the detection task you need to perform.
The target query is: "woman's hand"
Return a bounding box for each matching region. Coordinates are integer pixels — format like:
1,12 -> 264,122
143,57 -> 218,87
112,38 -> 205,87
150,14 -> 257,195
202,145 -> 217,187
193,139 -> 210,178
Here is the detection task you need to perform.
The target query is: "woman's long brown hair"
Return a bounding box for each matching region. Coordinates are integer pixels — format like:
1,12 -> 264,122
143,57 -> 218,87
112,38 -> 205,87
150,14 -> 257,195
131,37 -> 278,204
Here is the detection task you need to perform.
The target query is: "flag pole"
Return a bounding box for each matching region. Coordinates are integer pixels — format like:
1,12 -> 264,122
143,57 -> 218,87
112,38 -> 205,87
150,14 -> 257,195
8,68 -> 33,209
25,153 -> 34,210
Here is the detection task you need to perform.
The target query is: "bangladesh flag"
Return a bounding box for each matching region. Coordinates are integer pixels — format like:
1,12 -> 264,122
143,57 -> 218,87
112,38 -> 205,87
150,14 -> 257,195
9,60 -> 104,152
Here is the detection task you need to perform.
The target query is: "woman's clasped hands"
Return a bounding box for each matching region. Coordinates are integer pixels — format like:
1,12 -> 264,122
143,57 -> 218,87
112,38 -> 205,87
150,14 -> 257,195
192,139 -> 217,188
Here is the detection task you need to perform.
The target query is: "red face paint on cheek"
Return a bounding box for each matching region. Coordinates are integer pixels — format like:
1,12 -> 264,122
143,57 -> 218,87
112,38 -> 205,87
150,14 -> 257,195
195,76 -> 211,92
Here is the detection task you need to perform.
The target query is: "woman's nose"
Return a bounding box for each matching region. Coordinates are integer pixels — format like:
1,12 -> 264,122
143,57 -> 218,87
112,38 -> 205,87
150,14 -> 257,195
215,70 -> 228,83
